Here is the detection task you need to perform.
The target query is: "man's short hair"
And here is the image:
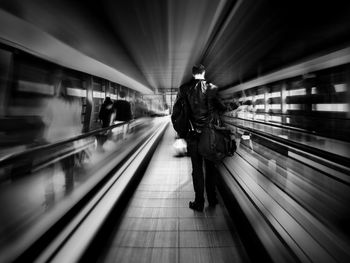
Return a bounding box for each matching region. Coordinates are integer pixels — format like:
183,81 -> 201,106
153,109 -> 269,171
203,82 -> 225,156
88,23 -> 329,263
192,64 -> 205,75
104,96 -> 113,104
119,90 -> 126,98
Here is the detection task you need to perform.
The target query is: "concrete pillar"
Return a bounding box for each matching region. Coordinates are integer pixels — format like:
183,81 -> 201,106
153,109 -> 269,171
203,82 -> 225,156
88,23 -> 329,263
0,49 -> 12,116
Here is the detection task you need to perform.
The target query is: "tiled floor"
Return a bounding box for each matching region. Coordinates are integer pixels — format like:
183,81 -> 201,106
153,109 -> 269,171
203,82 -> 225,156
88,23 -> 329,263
99,125 -> 250,263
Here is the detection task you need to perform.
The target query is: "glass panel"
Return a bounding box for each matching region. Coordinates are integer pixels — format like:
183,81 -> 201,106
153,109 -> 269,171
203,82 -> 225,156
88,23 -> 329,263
312,103 -> 348,112
288,88 -> 306,96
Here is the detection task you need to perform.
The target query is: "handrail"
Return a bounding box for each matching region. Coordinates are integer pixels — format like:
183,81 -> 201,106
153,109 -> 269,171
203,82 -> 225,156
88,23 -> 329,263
219,152 -> 350,263
2,120 -> 169,263
224,120 -> 350,172
224,115 -> 314,134
223,115 -> 350,142
33,121 -> 169,263
0,120 -> 132,168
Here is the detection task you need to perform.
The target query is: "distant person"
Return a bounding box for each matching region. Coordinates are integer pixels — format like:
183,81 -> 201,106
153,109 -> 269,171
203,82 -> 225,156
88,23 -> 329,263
97,97 -> 115,149
173,64 -> 231,212
42,79 -> 82,194
114,91 -> 132,122
99,97 -> 115,128
114,90 -> 132,139
133,98 -> 144,119
43,79 -> 82,143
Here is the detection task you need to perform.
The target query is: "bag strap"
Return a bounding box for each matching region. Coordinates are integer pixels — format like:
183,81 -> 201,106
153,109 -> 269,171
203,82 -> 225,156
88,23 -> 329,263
203,81 -> 222,128
181,85 -> 195,132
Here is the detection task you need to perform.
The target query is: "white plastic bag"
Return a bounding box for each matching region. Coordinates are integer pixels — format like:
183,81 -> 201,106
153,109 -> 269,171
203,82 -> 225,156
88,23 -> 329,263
173,138 -> 187,156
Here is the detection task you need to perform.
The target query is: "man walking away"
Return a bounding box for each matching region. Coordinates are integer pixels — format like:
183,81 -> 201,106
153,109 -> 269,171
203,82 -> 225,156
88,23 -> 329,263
174,64 -> 229,212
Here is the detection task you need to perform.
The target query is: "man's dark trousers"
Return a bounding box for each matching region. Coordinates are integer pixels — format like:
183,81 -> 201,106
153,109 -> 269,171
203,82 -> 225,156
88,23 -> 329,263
187,133 -> 217,205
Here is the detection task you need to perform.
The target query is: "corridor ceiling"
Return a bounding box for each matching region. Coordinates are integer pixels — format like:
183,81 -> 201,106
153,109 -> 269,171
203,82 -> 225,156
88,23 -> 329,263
1,0 -> 350,94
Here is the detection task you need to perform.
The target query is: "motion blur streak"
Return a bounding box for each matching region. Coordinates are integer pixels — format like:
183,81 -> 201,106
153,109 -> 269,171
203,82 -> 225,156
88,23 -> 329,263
102,0 -> 232,90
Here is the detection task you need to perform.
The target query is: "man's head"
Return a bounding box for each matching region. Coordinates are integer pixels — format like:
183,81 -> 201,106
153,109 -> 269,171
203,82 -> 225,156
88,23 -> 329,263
104,96 -> 112,104
104,97 -> 113,109
119,90 -> 126,99
192,64 -> 205,79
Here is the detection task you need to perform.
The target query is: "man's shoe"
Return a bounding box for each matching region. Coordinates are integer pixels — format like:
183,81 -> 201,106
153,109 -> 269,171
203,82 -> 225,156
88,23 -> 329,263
189,201 -> 204,212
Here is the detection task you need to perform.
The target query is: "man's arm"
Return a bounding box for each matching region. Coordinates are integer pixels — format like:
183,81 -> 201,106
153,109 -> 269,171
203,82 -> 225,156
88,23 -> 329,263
174,85 -> 185,103
207,83 -> 228,112
229,99 -> 252,111
172,85 -> 186,117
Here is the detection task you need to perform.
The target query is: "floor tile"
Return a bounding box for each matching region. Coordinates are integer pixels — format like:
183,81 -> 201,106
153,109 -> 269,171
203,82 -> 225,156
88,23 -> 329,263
100,125 -> 249,263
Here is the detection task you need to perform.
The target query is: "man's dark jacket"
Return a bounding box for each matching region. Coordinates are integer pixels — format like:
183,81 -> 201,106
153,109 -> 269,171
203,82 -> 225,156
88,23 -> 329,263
114,100 -> 132,121
176,78 -> 226,131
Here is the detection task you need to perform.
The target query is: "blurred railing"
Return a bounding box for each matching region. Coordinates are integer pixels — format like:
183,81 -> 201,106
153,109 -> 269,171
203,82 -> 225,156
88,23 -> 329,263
218,115 -> 350,263
222,115 -> 350,170
0,116 -> 168,263
0,121 -> 127,176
